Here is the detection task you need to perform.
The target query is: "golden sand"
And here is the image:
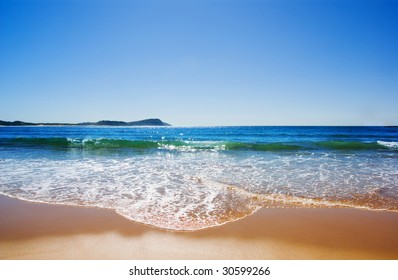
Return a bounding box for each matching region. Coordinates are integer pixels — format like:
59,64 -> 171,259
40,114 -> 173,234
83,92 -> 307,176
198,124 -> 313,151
1,195 -> 397,259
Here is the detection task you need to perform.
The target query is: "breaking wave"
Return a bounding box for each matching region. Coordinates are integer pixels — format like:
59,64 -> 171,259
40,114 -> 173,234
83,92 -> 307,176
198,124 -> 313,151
1,137 -> 398,152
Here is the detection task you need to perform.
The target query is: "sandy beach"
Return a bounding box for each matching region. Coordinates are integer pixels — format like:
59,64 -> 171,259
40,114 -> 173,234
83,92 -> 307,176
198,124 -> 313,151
1,195 -> 397,260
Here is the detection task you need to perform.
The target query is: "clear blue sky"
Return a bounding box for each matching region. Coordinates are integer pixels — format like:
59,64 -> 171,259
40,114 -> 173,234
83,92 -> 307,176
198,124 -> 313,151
1,0 -> 397,126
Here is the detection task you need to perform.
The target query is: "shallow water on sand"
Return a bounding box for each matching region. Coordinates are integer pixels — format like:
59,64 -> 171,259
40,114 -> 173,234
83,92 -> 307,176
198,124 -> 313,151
1,126 -> 398,230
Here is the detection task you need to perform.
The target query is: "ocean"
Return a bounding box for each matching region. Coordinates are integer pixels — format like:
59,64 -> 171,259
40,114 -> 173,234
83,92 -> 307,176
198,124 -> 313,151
1,126 -> 397,230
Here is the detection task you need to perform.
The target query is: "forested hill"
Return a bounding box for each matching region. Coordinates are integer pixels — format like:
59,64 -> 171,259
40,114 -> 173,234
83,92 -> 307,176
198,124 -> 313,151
0,118 -> 171,126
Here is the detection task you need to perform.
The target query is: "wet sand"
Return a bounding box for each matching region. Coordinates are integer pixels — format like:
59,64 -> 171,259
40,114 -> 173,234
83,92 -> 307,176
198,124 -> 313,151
1,195 -> 398,259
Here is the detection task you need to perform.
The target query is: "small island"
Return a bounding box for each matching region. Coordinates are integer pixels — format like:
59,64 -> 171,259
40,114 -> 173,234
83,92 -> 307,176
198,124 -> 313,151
0,118 -> 171,126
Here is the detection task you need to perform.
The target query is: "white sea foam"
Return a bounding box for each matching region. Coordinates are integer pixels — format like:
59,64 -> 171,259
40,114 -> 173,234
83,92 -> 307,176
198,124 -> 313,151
377,140 -> 398,149
1,150 -> 398,230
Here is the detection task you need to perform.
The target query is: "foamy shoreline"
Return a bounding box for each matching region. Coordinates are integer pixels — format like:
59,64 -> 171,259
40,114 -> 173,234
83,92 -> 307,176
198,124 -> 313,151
1,195 -> 398,259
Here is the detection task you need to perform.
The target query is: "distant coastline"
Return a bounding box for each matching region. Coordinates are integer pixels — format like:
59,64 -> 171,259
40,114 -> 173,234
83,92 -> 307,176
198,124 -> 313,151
0,118 -> 171,127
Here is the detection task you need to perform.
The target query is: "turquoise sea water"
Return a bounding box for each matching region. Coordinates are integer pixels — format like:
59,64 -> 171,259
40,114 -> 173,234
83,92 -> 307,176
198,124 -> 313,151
1,126 -> 398,230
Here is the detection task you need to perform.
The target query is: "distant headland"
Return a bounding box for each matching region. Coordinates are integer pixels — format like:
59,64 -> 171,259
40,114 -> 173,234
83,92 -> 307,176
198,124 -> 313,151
0,118 -> 171,126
